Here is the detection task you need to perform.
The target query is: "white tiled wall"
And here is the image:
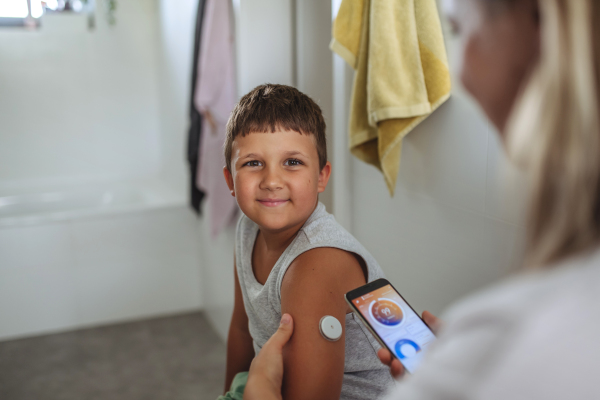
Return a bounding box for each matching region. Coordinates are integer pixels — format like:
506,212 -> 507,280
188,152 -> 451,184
0,0 -> 164,187
0,207 -> 202,341
348,85 -> 526,318
344,6 -> 529,316
157,0 -> 199,194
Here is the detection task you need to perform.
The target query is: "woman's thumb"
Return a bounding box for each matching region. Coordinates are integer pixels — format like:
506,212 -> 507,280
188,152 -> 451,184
270,313 -> 294,348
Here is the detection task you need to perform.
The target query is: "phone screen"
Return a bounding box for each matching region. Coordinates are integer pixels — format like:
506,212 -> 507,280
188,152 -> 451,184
351,284 -> 435,373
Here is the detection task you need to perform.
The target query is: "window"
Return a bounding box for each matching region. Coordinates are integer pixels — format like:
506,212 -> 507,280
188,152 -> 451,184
0,1 -> 90,28
0,0 -> 41,27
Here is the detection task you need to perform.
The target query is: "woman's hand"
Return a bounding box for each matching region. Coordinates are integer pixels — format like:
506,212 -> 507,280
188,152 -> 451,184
377,311 -> 442,379
244,314 -> 294,400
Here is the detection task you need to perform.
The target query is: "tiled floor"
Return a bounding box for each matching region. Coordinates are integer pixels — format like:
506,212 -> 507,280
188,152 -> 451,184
0,312 -> 226,400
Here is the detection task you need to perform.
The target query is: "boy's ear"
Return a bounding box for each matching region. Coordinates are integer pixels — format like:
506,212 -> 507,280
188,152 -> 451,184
317,161 -> 332,193
223,166 -> 235,197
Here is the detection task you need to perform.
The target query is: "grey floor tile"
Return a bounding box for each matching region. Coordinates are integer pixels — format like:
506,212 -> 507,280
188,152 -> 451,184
0,312 -> 226,400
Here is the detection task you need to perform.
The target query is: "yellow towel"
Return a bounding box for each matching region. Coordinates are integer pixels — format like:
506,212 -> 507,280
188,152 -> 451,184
331,0 -> 451,195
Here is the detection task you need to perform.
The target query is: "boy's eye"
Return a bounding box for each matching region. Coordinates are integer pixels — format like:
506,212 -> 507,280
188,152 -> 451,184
244,160 -> 262,167
284,158 -> 303,166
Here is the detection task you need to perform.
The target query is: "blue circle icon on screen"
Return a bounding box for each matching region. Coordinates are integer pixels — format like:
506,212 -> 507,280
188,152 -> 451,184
394,339 -> 421,359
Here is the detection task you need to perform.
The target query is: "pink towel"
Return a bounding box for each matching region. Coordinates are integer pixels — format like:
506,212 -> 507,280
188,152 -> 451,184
194,0 -> 238,239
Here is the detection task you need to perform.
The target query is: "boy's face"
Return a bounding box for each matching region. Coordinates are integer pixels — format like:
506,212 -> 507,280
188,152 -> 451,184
223,130 -> 331,234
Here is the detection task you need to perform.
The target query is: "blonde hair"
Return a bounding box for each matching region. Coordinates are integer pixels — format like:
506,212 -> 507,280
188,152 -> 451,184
507,0 -> 600,267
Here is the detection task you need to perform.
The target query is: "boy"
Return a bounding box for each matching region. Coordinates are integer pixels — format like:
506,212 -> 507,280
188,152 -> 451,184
222,84 -> 393,400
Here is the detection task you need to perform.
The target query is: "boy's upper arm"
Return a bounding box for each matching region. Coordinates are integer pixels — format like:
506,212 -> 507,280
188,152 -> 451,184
231,253 -> 250,331
224,253 -> 255,394
280,247 -> 367,400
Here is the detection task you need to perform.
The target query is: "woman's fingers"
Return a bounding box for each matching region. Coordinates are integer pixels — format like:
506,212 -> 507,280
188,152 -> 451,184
376,311 -> 443,379
389,358 -> 404,378
377,348 -> 405,379
422,310 -> 442,334
377,348 -> 392,365
245,314 -> 294,400
267,313 -> 294,350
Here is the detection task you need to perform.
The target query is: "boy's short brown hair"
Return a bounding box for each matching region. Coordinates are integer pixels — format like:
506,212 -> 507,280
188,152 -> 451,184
224,84 -> 327,171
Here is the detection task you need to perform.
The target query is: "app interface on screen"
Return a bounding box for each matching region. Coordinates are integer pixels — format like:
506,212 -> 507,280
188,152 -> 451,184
353,284 -> 435,373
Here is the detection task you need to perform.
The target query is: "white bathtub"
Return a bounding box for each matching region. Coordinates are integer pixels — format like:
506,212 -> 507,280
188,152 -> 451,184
0,179 -> 185,227
0,179 -> 202,341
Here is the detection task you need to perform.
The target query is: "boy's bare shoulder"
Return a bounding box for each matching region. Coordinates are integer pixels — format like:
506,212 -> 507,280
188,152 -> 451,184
291,247 -> 361,269
281,247 -> 367,294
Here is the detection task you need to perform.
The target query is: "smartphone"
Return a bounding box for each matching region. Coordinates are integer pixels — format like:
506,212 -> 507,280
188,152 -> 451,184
345,278 -> 436,374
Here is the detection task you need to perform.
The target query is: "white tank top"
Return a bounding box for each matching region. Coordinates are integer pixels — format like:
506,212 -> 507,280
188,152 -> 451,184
235,202 -> 395,399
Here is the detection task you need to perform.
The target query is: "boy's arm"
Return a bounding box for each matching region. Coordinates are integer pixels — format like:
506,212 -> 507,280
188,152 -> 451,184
280,248 -> 367,400
224,254 -> 255,394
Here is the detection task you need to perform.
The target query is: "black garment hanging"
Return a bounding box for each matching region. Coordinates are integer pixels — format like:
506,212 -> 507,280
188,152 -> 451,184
187,0 -> 207,214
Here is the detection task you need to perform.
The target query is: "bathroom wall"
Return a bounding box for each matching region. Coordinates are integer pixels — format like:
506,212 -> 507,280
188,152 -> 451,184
348,98 -> 526,317
156,0 -> 198,194
0,0 -> 163,189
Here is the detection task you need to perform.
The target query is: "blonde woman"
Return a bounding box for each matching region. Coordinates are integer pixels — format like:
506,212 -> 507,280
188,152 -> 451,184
244,0 -> 600,398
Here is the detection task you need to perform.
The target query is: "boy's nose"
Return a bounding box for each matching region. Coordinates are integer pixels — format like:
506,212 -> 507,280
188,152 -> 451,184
260,167 -> 283,191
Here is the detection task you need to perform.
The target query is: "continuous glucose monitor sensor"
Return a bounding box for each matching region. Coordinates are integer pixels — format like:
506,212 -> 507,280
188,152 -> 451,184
319,316 -> 342,341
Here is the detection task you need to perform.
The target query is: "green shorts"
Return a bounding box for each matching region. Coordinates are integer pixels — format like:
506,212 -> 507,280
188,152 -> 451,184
216,372 -> 248,400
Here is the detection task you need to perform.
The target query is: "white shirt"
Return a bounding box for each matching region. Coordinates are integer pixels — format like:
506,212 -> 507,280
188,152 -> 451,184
385,247 -> 600,399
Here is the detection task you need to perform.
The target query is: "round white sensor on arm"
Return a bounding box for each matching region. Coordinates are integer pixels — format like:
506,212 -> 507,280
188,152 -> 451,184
319,315 -> 343,341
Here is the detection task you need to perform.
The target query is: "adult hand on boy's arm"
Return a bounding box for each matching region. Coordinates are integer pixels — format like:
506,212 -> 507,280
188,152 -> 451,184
279,248 -> 367,400
245,314 -> 294,400
377,311 -> 443,379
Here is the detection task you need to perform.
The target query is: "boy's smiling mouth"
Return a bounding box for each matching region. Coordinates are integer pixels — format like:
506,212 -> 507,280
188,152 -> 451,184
257,198 -> 289,207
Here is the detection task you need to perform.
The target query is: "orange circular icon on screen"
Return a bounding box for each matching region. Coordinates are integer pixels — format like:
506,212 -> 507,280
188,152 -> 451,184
370,298 -> 404,327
